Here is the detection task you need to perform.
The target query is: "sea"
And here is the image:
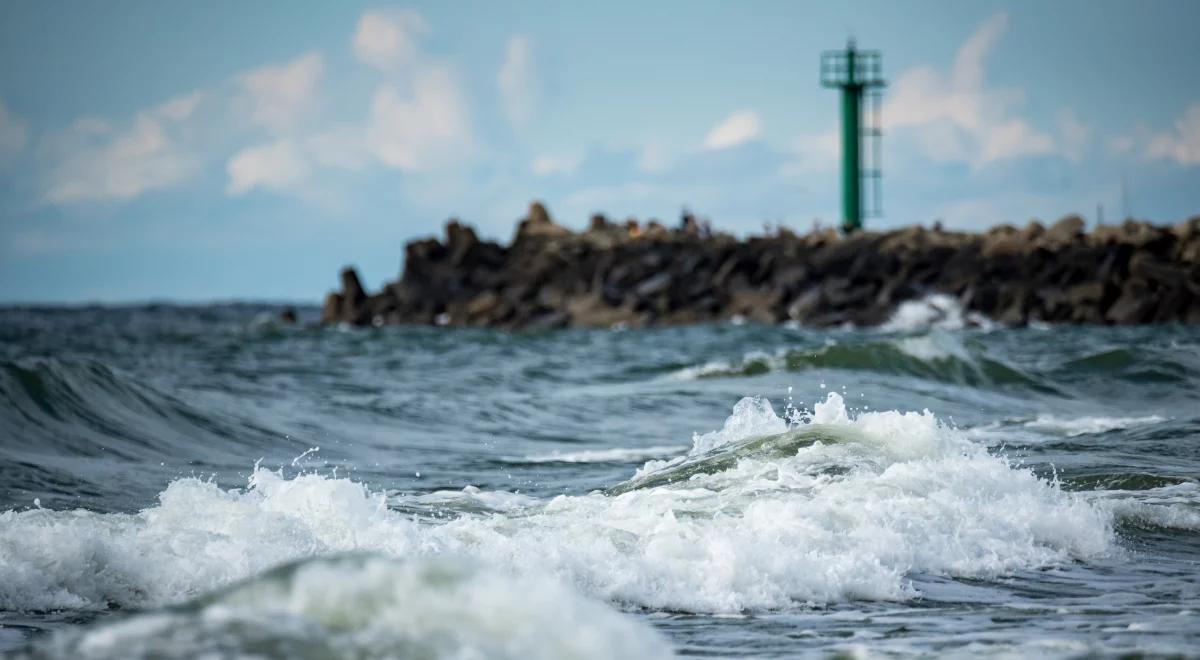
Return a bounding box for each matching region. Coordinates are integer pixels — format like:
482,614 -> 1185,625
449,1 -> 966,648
0,297 -> 1197,658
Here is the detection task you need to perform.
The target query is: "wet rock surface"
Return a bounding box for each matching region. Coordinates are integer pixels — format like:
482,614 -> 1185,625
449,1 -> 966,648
322,203 -> 1200,329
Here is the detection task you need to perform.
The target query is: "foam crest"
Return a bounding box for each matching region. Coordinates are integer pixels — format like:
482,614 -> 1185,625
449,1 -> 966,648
1024,414 -> 1167,437
691,396 -> 788,454
663,335 -> 1042,391
517,445 -> 685,464
1089,482 -> 1200,531
881,293 -> 995,332
0,394 -> 1117,616
29,555 -> 672,660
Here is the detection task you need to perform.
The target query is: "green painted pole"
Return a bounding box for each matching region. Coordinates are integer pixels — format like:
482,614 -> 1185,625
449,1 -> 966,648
841,45 -> 862,234
822,40 -> 882,233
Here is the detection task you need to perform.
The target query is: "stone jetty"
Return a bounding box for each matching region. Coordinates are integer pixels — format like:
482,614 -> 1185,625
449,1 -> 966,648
322,202 -> 1200,329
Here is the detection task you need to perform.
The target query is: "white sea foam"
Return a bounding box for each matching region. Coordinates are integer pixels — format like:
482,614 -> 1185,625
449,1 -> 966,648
881,293 -> 996,332
400,485 -> 542,514
893,331 -> 974,362
517,445 -> 685,464
0,394 -> 1115,617
666,331 -> 980,384
1024,414 -> 1167,437
666,350 -> 778,381
32,555 -> 672,660
1089,482 -> 1200,531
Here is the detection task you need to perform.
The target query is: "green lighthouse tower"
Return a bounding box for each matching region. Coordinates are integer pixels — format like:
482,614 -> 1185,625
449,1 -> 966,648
821,40 -> 886,234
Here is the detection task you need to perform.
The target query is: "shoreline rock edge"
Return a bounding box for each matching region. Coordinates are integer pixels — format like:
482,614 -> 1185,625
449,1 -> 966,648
323,203 -> 1200,329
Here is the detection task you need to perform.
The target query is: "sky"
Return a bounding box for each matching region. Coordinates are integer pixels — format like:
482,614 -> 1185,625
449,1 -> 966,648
0,0 -> 1198,303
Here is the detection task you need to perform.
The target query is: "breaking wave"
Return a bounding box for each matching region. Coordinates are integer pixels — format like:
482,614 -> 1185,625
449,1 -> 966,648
19,554 -> 671,660
513,445 -> 685,464
670,333 -> 1046,389
0,393 -> 1115,619
880,293 -> 996,332
1024,414 -> 1168,437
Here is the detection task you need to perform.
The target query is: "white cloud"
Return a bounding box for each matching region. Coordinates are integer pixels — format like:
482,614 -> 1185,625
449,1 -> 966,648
1145,102 -> 1200,166
306,125 -> 370,171
498,36 -> 538,126
223,126 -> 371,196
884,13 -> 1059,168
157,91 -> 204,122
531,153 -> 580,177
43,91 -> 203,204
218,10 -> 473,196
0,98 -> 30,164
637,141 -> 671,174
779,129 -> 839,177
1108,134 -> 1135,156
703,111 -> 762,150
226,139 -> 310,195
1057,108 -> 1090,163
43,9 -> 479,204
353,9 -> 428,71
235,52 -> 323,133
367,65 -> 473,171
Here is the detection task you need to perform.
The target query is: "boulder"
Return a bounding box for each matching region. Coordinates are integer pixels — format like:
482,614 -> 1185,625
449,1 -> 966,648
321,203 -> 1200,329
635,273 -> 672,299
1105,280 -> 1156,324
727,289 -> 782,324
340,267 -> 367,304
786,287 -> 823,322
514,201 -> 571,242
320,293 -> 343,324
565,292 -> 641,328
1043,215 -> 1085,246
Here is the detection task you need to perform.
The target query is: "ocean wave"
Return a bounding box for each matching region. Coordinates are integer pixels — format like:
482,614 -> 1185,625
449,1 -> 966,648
514,445 -> 686,464
1054,347 -> 1199,384
880,293 -> 997,333
1088,483 -> 1200,532
0,357 -> 279,461
20,554 -> 671,660
1024,414 -> 1167,437
964,414 -> 1171,447
0,393 -> 1114,615
390,485 -> 543,518
668,333 -> 1045,390
0,360 -> 241,463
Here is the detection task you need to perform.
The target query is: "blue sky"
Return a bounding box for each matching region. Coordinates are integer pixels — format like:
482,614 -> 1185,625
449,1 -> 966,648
1,0 -> 1198,302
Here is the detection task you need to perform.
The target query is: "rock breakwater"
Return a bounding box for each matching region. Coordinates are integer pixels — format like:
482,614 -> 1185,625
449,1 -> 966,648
322,202 -> 1200,329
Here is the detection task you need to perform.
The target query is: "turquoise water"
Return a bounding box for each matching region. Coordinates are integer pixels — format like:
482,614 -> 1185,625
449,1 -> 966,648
1,304 -> 1198,658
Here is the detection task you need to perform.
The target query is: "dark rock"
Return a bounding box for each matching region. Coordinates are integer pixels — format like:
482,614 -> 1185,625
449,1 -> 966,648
786,287 -> 823,322
525,310 -> 569,330
514,201 -> 571,242
635,273 -> 672,299
1130,252 -> 1188,288
727,289 -> 782,324
320,293 -> 342,324
321,201 -> 1200,329
1105,280 -> 1156,324
340,267 -> 367,305
1043,215 -> 1085,246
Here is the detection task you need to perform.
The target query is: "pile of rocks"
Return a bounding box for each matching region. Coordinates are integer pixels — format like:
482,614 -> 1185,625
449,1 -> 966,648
322,202 -> 1200,329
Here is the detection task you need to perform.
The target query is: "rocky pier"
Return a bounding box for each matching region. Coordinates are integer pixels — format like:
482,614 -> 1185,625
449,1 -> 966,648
322,202 -> 1200,329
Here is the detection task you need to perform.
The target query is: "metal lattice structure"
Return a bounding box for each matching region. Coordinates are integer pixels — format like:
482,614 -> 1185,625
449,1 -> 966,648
821,40 -> 886,233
